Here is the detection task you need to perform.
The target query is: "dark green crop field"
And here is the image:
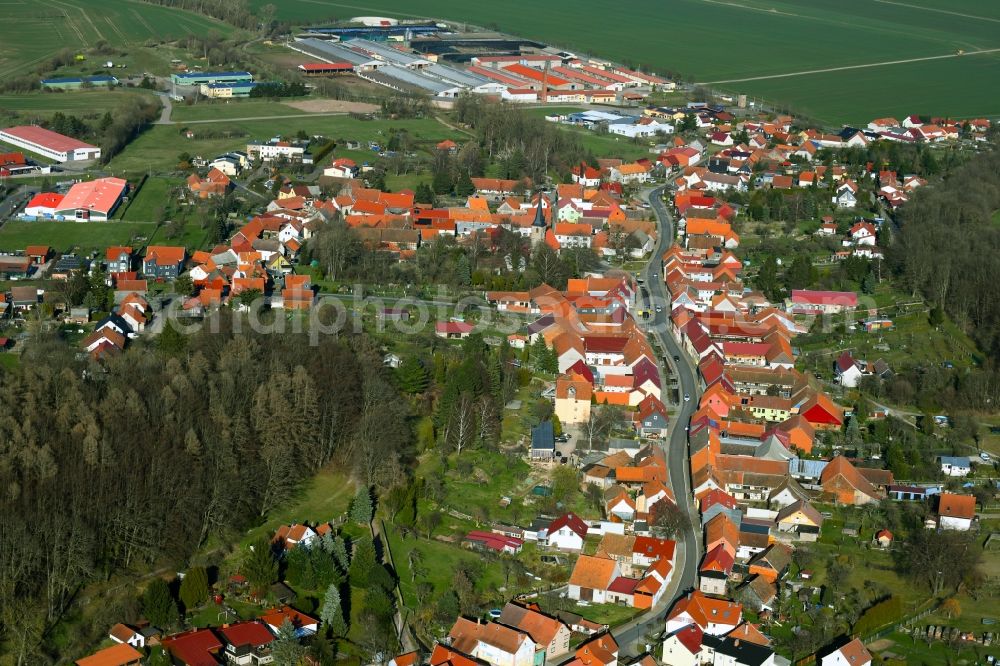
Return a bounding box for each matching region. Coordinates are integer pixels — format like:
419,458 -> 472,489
251,0 -> 1000,125
0,0 -> 233,80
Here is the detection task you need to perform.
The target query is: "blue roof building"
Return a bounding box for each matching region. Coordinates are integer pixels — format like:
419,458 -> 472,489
171,71 -> 253,86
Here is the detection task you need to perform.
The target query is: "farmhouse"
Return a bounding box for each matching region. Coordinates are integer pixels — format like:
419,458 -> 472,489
0,125 -> 101,162
247,139 -> 313,164
937,492 -> 976,531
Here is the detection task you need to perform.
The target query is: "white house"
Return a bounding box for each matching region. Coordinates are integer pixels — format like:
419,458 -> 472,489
666,592 -> 742,637
449,619 -> 536,666
324,157 -> 358,178
834,352 -> 864,388
661,625 -> 700,666
833,187 -> 857,209
939,456 -> 971,477
849,222 -> 877,246
937,493 -> 975,531
109,624 -> 145,648
820,639 -> 872,666
546,512 -> 588,551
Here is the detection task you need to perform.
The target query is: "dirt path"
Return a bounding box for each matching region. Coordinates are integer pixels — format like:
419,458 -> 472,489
702,47 -> 1000,85
283,99 -> 379,114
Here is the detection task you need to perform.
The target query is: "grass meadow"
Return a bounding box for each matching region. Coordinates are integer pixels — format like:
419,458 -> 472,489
250,0 -> 1000,124
0,220 -> 157,254
0,0 -> 233,80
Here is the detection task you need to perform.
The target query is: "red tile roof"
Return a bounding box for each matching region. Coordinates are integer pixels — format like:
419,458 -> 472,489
2,124 -> 98,152
217,622 -> 274,648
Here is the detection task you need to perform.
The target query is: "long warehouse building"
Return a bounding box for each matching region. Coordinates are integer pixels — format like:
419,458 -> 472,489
0,125 -> 101,162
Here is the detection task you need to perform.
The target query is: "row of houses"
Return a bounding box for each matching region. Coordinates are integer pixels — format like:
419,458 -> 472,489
76,606 -> 318,666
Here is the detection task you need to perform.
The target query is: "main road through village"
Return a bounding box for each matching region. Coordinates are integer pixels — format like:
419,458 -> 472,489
610,185 -> 702,655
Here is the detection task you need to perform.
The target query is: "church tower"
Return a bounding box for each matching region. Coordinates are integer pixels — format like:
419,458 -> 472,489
530,190 -> 548,248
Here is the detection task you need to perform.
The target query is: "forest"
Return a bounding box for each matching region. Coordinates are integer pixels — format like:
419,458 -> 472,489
0,321 -> 410,664
888,147 -> 1000,362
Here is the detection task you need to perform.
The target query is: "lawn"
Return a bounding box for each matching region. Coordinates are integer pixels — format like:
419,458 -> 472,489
239,466 -> 355,548
0,0 -> 233,80
251,0 -> 1000,124
169,100 -> 309,122
119,176 -> 179,221
0,89 -> 158,120
383,523 -> 520,610
108,116 -> 466,172
0,220 -> 157,253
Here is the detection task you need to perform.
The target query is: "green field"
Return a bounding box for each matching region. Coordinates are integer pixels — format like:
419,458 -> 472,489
0,220 -> 156,253
0,89 -> 158,120
108,116 -> 466,171
0,0 -> 234,80
251,0 -> 1000,124
169,100 -> 309,122
119,176 -> 177,221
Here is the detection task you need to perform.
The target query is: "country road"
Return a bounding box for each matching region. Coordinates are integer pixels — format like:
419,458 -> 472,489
156,111 -> 350,126
701,47 -> 1000,85
611,185 -> 701,655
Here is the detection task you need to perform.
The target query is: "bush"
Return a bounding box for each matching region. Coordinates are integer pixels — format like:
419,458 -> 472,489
853,596 -> 903,636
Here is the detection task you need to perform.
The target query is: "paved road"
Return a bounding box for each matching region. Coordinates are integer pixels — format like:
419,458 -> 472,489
611,185 -> 702,655
153,91 -> 173,124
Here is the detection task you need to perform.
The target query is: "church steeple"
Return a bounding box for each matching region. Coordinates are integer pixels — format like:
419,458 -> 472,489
532,190 -> 547,228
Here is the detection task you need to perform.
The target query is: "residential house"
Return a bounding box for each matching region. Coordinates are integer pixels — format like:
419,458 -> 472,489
937,493 -> 976,531
555,374 -> 593,425
575,633 -> 618,666
273,524 -> 318,550
661,623 -> 702,666
161,628 -> 224,666
774,500 -> 823,542
187,168 -> 231,198
217,621 -> 275,666
498,603 -> 572,662
109,624 -> 145,648
665,591 -> 742,636
939,456 -> 971,477
834,351 -> 864,388
634,395 -> 669,438
547,513 -> 589,551
143,246 -> 186,280
819,456 -> 881,505
106,246 -> 133,274
568,555 -> 620,604
698,544 -> 734,595
701,634 -> 775,666
819,639 -> 871,666
259,606 -> 318,637
75,644 -> 143,666
448,617 -> 536,666
436,321 -> 474,339
465,531 -> 524,555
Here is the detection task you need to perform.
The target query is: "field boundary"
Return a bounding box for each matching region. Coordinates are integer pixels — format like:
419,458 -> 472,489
702,47 -> 1000,84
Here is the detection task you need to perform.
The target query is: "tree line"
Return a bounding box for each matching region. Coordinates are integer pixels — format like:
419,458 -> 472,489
887,145 -> 1000,363
452,95 -> 600,184
0,321 -> 411,663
